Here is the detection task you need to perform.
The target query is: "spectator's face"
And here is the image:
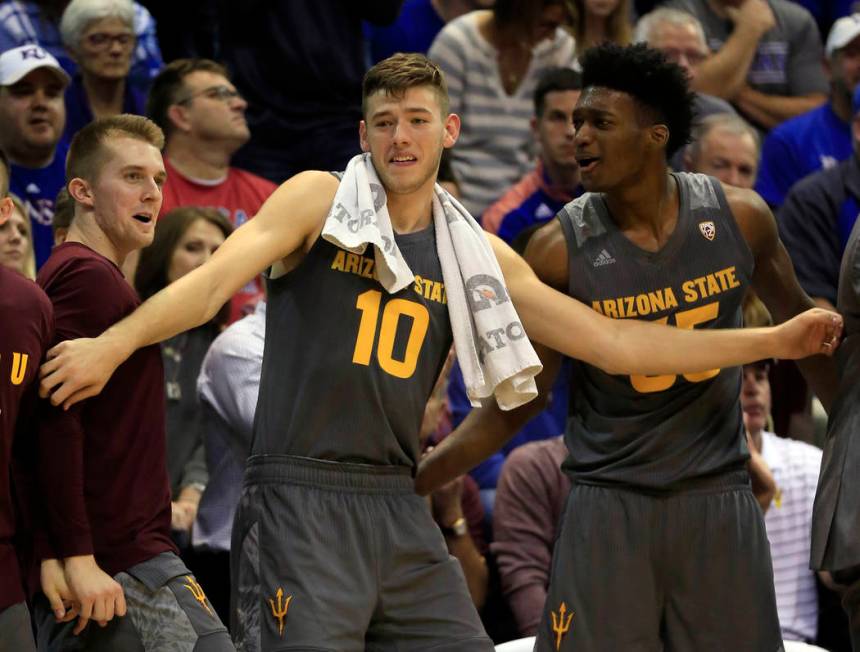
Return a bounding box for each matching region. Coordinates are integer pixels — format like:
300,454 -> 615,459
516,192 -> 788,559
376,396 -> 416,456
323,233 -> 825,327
831,36 -> 860,96
85,136 -> 165,252
573,87 -> 653,192
166,218 -> 225,284
741,363 -> 771,437
536,89 -> 580,171
648,22 -> 708,83
174,71 -> 249,146
360,85 -> 459,197
0,203 -> 28,275
0,68 -> 66,158
75,16 -> 135,81
691,126 -> 758,189
531,4 -> 569,44
584,0 -> 620,18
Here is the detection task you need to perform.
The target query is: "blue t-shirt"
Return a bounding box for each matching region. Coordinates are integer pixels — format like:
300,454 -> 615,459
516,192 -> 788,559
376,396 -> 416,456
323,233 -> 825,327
447,358 -> 570,489
11,139 -> 69,268
366,0 -> 445,63
64,75 -> 148,142
755,102 -> 851,208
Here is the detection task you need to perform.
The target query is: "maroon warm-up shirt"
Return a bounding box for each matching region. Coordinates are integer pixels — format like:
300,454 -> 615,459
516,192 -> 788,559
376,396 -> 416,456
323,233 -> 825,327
0,266 -> 52,611
36,243 -> 175,577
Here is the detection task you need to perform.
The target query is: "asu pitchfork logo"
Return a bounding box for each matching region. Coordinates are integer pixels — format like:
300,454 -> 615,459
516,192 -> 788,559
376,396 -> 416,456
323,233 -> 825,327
268,587 -> 293,638
551,601 -> 574,650
183,576 -> 212,615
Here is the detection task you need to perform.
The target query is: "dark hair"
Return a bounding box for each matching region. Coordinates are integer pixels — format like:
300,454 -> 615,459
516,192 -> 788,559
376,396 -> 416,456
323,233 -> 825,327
135,206 -> 233,323
494,0 -> 573,30
580,42 -> 695,157
363,52 -> 449,117
0,148 -> 9,196
52,186 -> 74,234
146,58 -> 229,140
534,67 -> 582,116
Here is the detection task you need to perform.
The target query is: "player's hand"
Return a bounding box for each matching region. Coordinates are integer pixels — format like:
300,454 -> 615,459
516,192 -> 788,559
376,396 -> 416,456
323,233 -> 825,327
39,337 -> 125,409
772,308 -> 843,360
40,558 -> 79,623
727,0 -> 775,35
63,555 -> 126,635
746,432 -> 776,513
171,500 -> 197,533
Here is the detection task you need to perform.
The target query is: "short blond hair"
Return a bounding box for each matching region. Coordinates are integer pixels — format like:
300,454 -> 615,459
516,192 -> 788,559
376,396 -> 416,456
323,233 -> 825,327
66,114 -> 164,183
362,53 -> 449,117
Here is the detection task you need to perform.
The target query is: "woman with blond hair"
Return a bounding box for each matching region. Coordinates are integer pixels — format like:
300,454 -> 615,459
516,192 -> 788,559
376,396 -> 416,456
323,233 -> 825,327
0,194 -> 37,279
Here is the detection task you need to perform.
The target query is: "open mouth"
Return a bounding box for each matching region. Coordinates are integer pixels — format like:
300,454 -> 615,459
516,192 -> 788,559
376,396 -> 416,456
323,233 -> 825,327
391,154 -> 417,165
577,156 -> 599,174
132,213 -> 153,224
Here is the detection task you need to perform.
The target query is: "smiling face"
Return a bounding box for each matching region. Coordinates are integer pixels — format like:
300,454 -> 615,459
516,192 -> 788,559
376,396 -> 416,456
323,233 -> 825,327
573,86 -> 656,192
742,363 -> 771,437
359,85 -> 459,198
0,67 -> 66,163
83,136 -> 166,254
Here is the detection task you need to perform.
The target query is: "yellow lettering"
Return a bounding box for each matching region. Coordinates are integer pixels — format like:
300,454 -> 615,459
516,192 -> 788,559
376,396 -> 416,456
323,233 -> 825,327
636,294 -> 651,316
682,280 -> 698,303
10,352 -> 28,386
664,288 -> 678,310
414,275 -> 424,294
331,250 -> 346,271
623,295 -> 637,318
648,291 -> 665,313
592,300 -> 604,315
603,300 -> 619,319
430,282 -> 443,303
345,253 -> 361,274
422,278 -> 433,299
726,266 -> 740,289
706,274 -> 721,296
361,257 -> 375,279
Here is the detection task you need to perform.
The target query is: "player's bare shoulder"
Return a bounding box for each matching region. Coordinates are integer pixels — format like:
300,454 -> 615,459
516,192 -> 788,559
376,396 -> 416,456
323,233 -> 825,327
720,181 -> 777,254
523,219 -> 569,291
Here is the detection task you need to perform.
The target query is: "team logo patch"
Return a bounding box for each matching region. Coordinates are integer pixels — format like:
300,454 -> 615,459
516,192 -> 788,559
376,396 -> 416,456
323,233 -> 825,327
182,576 -> 213,616
268,587 -> 293,638
551,601 -> 574,650
698,221 -> 716,241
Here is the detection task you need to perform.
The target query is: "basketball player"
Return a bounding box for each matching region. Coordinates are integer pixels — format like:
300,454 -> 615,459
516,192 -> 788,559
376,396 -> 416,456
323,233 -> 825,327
38,54 -> 838,650
0,149 -> 52,652
417,44 -> 840,652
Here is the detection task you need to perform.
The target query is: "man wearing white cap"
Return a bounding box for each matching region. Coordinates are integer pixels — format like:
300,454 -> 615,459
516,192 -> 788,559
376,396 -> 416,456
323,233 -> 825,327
0,44 -> 69,268
756,14 -> 860,209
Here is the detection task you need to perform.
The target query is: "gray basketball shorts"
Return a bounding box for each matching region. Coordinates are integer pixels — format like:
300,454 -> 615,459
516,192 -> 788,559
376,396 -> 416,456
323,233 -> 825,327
535,472 -> 784,652
35,552 -> 235,651
230,454 -> 493,652
0,601 -> 36,652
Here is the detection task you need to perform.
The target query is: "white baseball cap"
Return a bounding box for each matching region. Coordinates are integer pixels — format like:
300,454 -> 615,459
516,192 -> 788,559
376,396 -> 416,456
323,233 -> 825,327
827,14 -> 860,57
0,44 -> 70,87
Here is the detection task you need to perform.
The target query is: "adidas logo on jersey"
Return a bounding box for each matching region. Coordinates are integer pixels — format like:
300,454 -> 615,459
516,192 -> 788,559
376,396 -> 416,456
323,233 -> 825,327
592,249 -> 615,267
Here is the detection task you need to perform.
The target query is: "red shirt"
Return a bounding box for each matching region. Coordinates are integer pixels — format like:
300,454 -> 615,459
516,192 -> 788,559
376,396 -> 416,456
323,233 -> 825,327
0,267 -> 52,610
160,158 -> 278,322
36,243 -> 175,576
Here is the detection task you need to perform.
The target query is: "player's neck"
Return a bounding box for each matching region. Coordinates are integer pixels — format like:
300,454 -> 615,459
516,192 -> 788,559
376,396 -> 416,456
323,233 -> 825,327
604,171 -> 679,248
166,140 -> 232,182
386,183 -> 435,234
65,218 -> 131,268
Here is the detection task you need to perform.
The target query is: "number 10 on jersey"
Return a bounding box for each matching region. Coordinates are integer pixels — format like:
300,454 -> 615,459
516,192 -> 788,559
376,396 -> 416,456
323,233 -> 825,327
353,290 -> 430,379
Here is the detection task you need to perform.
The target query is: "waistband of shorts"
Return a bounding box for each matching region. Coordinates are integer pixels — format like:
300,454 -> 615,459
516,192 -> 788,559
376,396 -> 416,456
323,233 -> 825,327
244,454 -> 415,493
573,469 -> 750,496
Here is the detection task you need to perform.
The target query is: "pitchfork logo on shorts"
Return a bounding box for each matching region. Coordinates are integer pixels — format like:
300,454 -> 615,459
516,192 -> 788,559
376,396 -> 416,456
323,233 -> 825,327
698,221 -> 716,241
268,587 -> 293,638
550,601 -> 574,650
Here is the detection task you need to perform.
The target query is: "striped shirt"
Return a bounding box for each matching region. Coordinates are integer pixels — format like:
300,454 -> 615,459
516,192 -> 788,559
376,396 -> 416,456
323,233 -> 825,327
760,431 -> 823,643
428,11 -> 576,219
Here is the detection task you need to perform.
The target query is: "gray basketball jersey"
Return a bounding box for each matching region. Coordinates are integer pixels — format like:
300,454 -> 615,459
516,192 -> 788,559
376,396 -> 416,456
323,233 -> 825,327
253,225 -> 452,468
557,173 -> 754,490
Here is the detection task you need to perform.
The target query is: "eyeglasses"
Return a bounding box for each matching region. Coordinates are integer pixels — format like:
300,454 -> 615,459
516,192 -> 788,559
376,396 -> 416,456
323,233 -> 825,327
176,85 -> 243,106
83,32 -> 135,50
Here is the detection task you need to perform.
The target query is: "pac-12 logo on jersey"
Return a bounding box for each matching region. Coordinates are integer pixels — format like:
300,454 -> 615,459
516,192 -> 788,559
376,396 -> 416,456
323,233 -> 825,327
698,221 -> 716,241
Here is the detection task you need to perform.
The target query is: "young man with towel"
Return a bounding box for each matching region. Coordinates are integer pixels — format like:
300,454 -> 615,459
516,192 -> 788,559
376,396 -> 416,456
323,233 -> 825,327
38,53 -> 840,650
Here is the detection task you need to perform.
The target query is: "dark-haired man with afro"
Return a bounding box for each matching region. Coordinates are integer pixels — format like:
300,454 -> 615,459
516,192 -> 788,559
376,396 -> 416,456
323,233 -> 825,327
417,43 -> 840,651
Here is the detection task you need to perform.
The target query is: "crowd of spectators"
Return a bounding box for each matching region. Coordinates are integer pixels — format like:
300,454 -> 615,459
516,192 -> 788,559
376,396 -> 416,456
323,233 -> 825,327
1,0 -> 857,648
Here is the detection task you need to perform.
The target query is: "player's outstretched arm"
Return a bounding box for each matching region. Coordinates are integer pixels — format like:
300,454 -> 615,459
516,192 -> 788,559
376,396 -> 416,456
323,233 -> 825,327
39,171 -> 339,409
490,228 -> 842,376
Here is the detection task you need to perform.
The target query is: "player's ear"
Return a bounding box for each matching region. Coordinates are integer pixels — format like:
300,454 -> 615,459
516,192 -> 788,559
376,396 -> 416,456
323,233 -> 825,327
68,178 -> 94,208
650,124 -> 669,149
443,113 -> 460,148
359,120 -> 370,153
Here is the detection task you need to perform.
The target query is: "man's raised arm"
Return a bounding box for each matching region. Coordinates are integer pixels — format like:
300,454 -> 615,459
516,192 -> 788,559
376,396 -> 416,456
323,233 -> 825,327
40,171 -> 339,408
